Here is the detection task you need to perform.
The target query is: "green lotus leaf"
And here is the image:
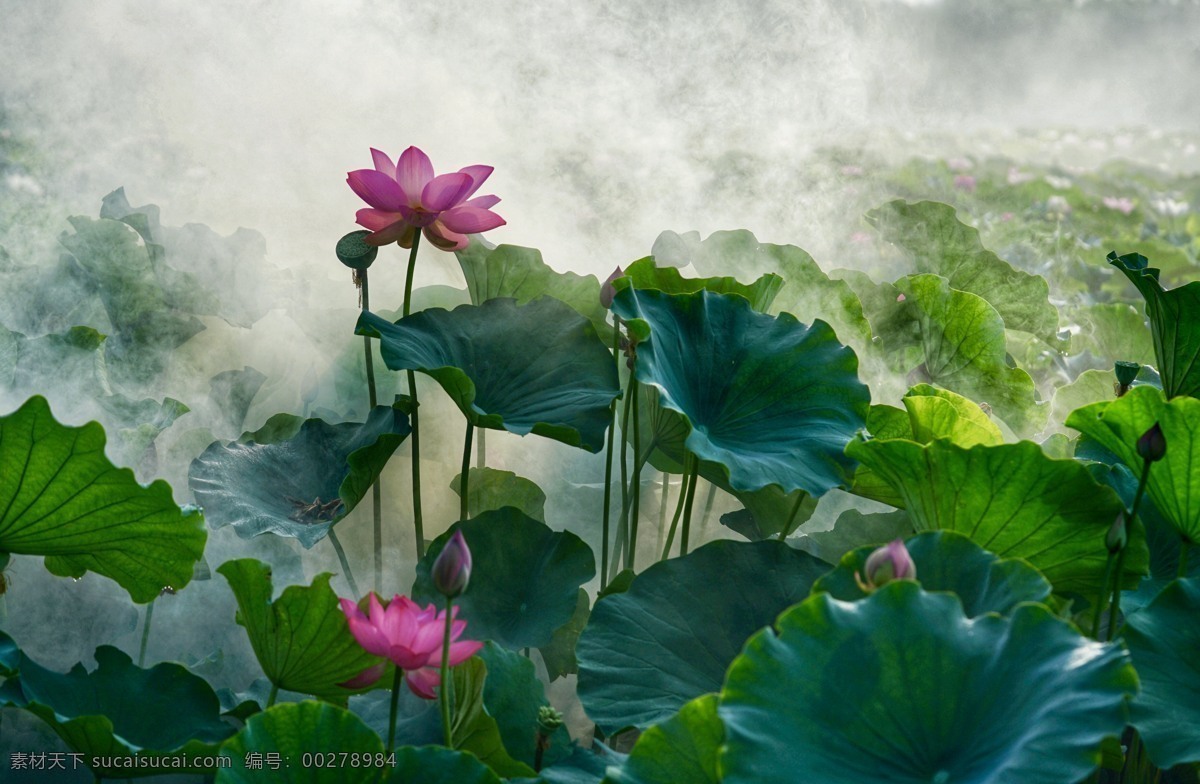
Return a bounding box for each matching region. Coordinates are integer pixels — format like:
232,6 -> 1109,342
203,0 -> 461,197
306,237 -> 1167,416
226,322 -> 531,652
1123,577 -> 1200,768
790,508 -> 914,565
358,297 -> 620,452
1108,251 -> 1200,399
209,366 -> 268,435
848,404 -> 914,507
0,395 -> 205,603
412,508 -> 596,650
217,559 -> 381,703
444,656 -> 537,778
477,643 -> 568,770
719,485 -> 816,542
450,467 -> 547,522
609,287 -> 869,496
718,583 -> 1137,784
602,694 -> 722,784
1067,302 -> 1155,366
577,539 -> 830,732
1051,369 -> 1119,428
539,588 -> 590,680
617,255 -> 782,312
456,239 -> 614,341
189,404 -> 410,548
812,530 -> 1051,616
895,274 -> 1045,435
866,200 -> 1064,349
902,383 -> 1004,447
216,701 -> 383,784
844,436 -> 1145,595
387,745 -> 504,784
627,382 -> 689,474
0,323 -> 109,401
0,631 -> 234,777
1067,386 -> 1200,544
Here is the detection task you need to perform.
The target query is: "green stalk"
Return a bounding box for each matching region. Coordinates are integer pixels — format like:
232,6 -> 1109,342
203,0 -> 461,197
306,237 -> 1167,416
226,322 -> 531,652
360,270 -> 384,594
656,470 -> 671,555
610,369 -> 634,580
460,421 -> 474,522
1108,460 -> 1152,641
1091,552 -> 1116,639
137,599 -> 155,667
1180,538 -> 1192,579
777,492 -> 807,542
387,666 -> 402,751
661,456 -> 693,560
403,234 -> 425,559
267,682 -> 279,708
327,528 -> 360,598
679,458 -> 701,556
627,376 -> 643,570
476,427 -> 486,470
439,596 -> 455,748
600,320 -> 621,589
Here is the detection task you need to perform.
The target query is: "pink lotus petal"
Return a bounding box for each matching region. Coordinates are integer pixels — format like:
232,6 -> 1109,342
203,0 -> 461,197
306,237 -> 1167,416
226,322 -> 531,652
439,205 -> 506,234
370,148 -> 397,180
388,643 -> 437,671
398,204 -> 438,228
406,666 -> 440,700
339,663 -> 385,690
422,172 -> 475,212
423,222 -> 470,251
367,222 -> 414,247
347,169 -> 407,212
396,146 -> 434,206
356,208 -> 403,231
447,638 -> 484,666
463,194 -> 500,210
345,615 -> 391,657
457,165 -> 494,200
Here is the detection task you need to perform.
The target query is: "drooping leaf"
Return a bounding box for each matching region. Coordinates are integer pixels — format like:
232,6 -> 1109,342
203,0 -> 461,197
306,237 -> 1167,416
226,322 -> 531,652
446,656 -> 537,778
216,701 -> 383,784
844,436 -> 1145,596
865,199 -> 1064,349
577,539 -> 830,732
1067,386 -> 1200,544
189,404 -> 410,548
412,508 -> 595,650
602,694 -> 723,784
718,583 -> 1137,784
478,643 -> 568,770
901,383 -> 1004,447
0,395 -> 205,603
618,255 -> 783,313
790,508 -> 914,565
610,287 -> 869,497
0,631 -> 234,777
358,297 -> 620,452
812,530 -> 1052,616
627,382 -> 688,474
216,559 -> 381,703
538,588 -> 590,680
1123,577 -> 1200,769
1108,250 -> 1200,399
450,467 -> 547,522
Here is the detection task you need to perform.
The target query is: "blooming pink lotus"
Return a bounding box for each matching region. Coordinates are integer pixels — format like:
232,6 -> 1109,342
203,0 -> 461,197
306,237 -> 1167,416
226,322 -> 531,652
347,146 -> 505,251
339,593 -> 483,697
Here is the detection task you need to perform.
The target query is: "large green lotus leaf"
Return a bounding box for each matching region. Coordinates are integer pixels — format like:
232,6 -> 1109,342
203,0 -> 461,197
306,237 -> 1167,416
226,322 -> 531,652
719,484 -> 817,541
602,694 -> 722,784
455,239 -> 614,342
189,404 -> 410,548
357,297 -> 620,452
847,405 -> 914,507
446,656 -> 537,778
866,200 -> 1064,349
901,383 -> 1004,447
718,583 -> 1137,784
812,530 -> 1051,616
1108,250 -> 1200,399
450,467 -> 547,522
0,395 -> 205,603
1,324 -> 109,399
790,508 -> 914,565
617,255 -> 782,313
412,508 -> 595,650
538,588 -> 590,680
216,701 -> 383,784
0,631 -> 234,777
477,643 -> 569,770
844,436 -> 1145,595
577,539 -> 830,732
1051,369 -> 1118,428
217,559 -> 381,703
1068,302 -> 1155,366
610,287 -> 869,496
387,745 -> 503,784
1123,577 -> 1200,768
896,274 -> 1045,435
209,366 -> 268,435
626,382 -> 689,474
1067,386 -> 1200,543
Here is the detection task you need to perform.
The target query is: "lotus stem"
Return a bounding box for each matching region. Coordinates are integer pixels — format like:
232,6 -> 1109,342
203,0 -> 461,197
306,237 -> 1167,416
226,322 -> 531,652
661,456 -> 693,560
1180,538 -> 1192,579
361,269 -> 378,409
439,596 -> 455,748
1091,551 -> 1116,639
627,376 -> 643,570
460,421 -> 474,522
388,666 -> 402,752
327,527 -> 360,598
267,682 -> 279,708
476,427 -> 486,470
656,470 -> 671,555
372,483 -> 382,593
1108,460 -> 1152,641
137,599 -> 155,667
611,361 -> 634,579
778,492 -> 808,542
358,269 -> 384,595
679,458 -> 701,556
600,320 -> 621,590
697,482 -> 718,538
403,234 -> 425,559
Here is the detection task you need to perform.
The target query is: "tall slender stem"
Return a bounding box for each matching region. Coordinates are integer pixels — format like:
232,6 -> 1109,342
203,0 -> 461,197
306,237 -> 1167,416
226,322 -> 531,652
656,470 -> 671,555
360,270 -> 384,595
267,682 -> 279,708
697,482 -> 717,538
661,456 -> 693,560
439,596 -> 455,748
137,600 -> 155,667
361,270 -> 377,408
1108,460 -> 1152,641
460,421 -> 475,522
476,427 -> 486,470
372,483 -> 382,593
403,235 -> 425,559
612,364 -> 634,577
627,376 -> 642,570
679,458 -> 701,556
777,492 -> 807,542
600,323 -> 620,590
1180,538 -> 1192,579
1091,552 -> 1116,639
327,528 -> 360,598
387,666 -> 402,751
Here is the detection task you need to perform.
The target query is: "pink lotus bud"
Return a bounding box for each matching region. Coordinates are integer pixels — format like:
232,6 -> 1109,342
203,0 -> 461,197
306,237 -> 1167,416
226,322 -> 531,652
432,530 -> 472,598
1137,422 -> 1166,463
855,539 -> 917,592
600,266 -> 624,309
1106,512 -> 1127,554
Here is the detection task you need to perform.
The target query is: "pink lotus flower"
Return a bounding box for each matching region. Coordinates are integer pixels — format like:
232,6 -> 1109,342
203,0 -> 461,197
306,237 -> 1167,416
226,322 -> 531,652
347,146 -> 505,251
339,593 -> 483,698
953,174 -> 977,192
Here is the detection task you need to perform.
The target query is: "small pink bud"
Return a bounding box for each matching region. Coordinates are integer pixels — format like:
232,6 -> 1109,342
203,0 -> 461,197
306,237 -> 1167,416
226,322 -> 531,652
600,266 -> 624,309
1137,422 -> 1166,463
432,530 -> 472,598
855,539 -> 918,592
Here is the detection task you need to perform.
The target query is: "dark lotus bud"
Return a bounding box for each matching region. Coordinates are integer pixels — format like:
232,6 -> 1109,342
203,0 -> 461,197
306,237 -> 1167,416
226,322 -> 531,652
1137,423 -> 1167,463
336,230 -> 378,270
1106,512 -> 1127,553
854,539 -> 917,592
1114,361 -> 1140,389
600,266 -> 624,309
432,530 -> 472,598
